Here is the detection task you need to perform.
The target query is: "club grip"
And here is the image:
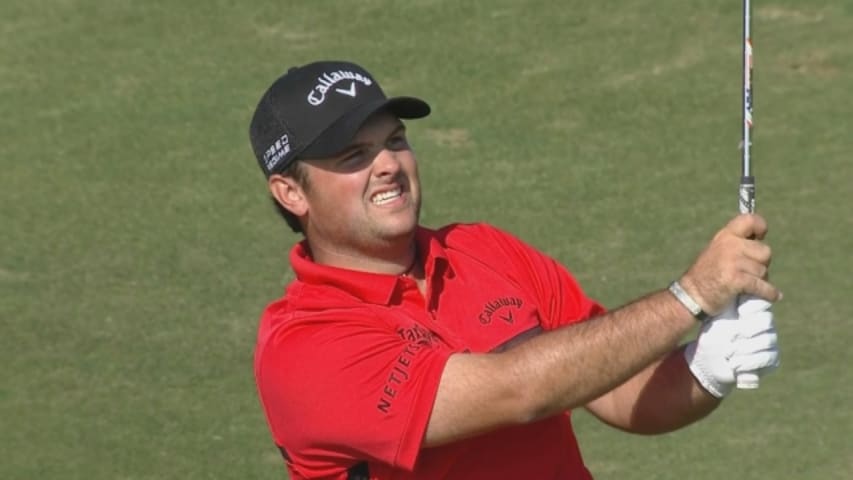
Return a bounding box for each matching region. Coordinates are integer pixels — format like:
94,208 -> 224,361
735,296 -> 772,389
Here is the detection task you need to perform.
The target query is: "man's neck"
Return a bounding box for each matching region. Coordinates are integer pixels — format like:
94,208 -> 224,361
306,236 -> 419,276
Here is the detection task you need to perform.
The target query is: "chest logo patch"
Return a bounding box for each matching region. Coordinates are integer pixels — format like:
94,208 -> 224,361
478,296 -> 524,325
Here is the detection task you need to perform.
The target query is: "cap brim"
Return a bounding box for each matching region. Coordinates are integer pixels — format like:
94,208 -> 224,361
300,96 -> 430,159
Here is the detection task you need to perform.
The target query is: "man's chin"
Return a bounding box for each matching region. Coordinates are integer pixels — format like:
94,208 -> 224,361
375,219 -> 419,242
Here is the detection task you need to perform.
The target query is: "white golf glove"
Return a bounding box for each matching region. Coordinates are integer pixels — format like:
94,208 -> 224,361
684,301 -> 780,398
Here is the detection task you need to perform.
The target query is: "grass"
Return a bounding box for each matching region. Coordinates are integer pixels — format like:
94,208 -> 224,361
2,0 -> 851,478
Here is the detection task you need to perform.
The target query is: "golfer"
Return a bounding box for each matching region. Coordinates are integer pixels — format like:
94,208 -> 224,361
248,60 -> 781,479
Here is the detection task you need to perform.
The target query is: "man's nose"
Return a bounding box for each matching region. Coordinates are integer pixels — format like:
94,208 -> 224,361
372,148 -> 402,177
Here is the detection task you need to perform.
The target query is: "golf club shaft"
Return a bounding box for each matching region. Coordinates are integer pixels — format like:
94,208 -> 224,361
736,0 -> 768,390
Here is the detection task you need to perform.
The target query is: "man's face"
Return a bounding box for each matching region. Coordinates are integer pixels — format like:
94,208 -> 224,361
298,111 -> 421,254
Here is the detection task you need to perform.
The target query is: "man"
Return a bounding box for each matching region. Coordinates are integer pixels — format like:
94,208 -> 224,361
248,60 -> 781,479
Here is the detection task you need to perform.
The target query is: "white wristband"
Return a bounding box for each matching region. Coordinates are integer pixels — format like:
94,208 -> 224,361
668,280 -> 708,321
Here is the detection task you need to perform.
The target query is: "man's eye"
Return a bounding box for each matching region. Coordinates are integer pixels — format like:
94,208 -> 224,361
342,150 -> 364,163
388,135 -> 409,149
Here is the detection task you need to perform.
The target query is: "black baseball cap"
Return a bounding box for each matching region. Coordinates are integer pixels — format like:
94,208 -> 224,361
249,60 -> 431,177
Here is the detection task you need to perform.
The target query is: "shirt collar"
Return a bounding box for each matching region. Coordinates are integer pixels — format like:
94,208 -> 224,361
289,227 -> 451,305
415,226 -> 452,282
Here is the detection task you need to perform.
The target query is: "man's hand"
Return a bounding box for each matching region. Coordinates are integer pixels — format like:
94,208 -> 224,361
684,302 -> 780,398
679,214 -> 781,316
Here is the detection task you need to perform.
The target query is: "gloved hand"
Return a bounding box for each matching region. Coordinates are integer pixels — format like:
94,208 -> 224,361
684,301 -> 780,398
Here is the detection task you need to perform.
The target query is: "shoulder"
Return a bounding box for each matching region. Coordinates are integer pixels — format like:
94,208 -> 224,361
254,283 -> 380,359
427,222 -> 550,274
430,222 -> 530,254
257,287 -> 378,339
432,221 -> 509,238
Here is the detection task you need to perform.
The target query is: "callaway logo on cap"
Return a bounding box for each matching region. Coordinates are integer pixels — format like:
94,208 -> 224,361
249,60 -> 431,177
306,69 -> 374,106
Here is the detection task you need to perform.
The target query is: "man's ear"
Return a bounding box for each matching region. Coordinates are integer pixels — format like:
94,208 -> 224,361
268,174 -> 308,217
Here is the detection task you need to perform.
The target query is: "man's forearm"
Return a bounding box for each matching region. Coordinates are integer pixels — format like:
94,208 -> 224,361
586,346 -> 720,434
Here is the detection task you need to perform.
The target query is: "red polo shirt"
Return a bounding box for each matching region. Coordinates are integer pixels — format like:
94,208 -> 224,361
255,223 -> 605,479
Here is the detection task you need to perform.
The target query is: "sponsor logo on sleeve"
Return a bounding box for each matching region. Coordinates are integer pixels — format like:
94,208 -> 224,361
376,325 -> 438,415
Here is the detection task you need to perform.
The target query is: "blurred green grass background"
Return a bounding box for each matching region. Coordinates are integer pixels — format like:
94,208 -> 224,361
2,1 -> 851,478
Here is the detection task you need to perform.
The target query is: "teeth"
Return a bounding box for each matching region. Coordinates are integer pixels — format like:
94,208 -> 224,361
372,188 -> 401,205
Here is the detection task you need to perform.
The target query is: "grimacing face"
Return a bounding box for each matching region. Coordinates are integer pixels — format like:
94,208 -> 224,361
276,111 -> 422,257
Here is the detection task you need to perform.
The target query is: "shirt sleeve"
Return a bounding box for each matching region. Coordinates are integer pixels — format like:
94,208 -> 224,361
473,224 -> 607,330
255,310 -> 453,477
